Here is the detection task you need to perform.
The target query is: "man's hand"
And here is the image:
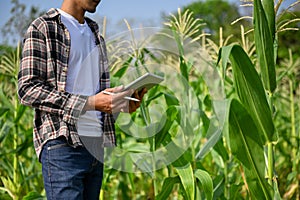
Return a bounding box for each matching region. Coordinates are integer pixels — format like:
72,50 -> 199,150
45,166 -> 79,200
84,86 -> 147,114
84,86 -> 132,113
129,88 -> 147,113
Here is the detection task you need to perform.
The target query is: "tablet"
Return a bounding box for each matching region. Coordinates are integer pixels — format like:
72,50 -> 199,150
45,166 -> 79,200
124,73 -> 164,91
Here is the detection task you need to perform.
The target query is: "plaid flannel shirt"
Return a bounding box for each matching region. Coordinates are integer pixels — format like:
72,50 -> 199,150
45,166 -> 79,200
18,8 -> 116,160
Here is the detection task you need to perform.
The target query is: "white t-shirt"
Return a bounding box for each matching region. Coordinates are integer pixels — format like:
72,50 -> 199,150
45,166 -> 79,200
59,9 -> 103,137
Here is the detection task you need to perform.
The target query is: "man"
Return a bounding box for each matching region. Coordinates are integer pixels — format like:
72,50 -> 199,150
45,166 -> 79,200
18,0 -> 146,199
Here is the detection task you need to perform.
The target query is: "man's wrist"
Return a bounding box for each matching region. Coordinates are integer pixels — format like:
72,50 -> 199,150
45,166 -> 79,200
83,96 -> 95,111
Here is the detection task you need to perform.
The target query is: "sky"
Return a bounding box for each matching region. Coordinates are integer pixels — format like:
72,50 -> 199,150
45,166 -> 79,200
0,0 -> 200,44
0,0 -> 297,44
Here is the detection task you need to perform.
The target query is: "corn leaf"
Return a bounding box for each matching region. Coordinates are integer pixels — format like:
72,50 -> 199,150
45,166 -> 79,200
156,176 -> 180,200
261,0 -> 275,38
196,100 -> 230,159
14,103 -> 27,124
112,54 -> 135,79
253,0 -> 276,92
194,169 -> 213,200
212,175 -> 225,198
155,106 -> 178,149
229,99 -> 273,199
23,191 -> 45,200
0,107 -> 9,117
196,128 -> 222,159
172,150 -> 192,167
175,163 -> 195,200
221,45 -> 276,143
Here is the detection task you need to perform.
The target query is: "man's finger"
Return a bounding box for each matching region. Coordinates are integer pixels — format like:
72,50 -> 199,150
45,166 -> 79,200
111,85 -> 125,93
113,89 -> 134,99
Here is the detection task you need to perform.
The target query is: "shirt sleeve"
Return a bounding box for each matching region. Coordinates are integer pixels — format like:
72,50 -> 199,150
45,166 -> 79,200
18,23 -> 87,125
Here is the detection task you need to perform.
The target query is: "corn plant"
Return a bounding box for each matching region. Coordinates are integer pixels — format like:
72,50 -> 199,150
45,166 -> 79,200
0,45 -> 44,200
215,0 -> 300,198
100,9 -> 219,200
0,1 -> 299,199
102,0 -> 299,198
274,49 -> 300,199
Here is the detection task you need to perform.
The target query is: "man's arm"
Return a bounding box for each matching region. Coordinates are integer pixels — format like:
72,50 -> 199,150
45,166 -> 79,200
18,23 -> 87,125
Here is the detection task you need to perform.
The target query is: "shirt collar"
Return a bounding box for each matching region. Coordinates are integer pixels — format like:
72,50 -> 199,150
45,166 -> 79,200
47,8 -> 60,19
46,8 -> 99,33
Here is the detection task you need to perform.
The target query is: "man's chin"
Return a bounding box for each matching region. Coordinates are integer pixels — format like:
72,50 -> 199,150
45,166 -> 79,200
87,0 -> 100,13
86,8 -> 97,13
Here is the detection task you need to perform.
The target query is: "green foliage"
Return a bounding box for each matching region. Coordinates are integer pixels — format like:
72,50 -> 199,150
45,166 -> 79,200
180,0 -> 251,41
1,0 -> 300,199
276,8 -> 300,61
0,45 -> 14,57
274,49 -> 300,198
229,99 -> 273,199
194,169 -> 213,200
0,45 -> 44,199
220,45 -> 276,143
253,0 -> 276,92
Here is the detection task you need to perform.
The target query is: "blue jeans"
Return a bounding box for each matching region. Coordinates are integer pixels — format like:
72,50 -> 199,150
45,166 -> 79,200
40,136 -> 103,200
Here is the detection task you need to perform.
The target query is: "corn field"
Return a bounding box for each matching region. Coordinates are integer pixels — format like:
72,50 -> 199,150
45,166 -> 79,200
1,0 -> 300,199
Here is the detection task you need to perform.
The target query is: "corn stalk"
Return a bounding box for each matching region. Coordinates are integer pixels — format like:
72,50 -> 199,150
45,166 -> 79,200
216,0 -> 283,198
